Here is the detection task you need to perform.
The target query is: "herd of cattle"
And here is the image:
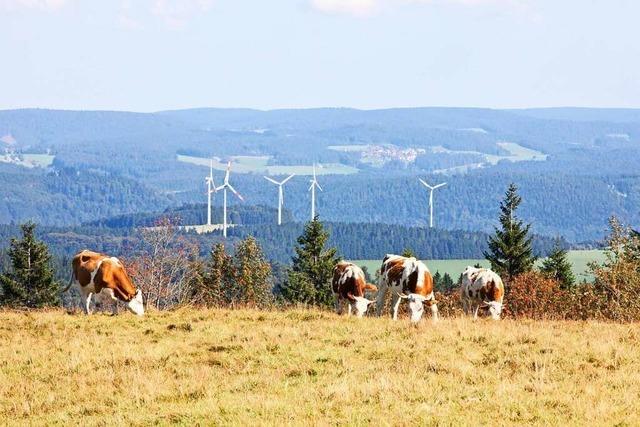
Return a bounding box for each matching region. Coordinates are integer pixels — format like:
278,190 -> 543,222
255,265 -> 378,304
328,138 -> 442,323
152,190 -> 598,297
67,250 -> 505,321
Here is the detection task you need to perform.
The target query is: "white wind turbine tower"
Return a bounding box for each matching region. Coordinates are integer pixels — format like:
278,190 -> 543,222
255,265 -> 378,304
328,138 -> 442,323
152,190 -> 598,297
205,159 -> 217,226
216,161 -> 244,237
263,174 -> 295,225
308,164 -> 323,220
418,179 -> 446,228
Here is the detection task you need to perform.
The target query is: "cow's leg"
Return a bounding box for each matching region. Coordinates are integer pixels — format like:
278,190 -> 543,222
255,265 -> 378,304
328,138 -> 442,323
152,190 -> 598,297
430,302 -> 439,321
103,289 -> 119,316
473,303 -> 480,320
347,303 -> 352,317
82,291 -> 93,315
391,292 -> 402,321
462,299 -> 469,316
334,296 -> 342,315
375,285 -> 387,317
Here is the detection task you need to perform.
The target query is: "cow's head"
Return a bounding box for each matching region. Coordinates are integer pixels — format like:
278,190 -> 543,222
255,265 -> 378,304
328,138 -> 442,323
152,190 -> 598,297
127,289 -> 145,316
347,293 -> 376,317
481,301 -> 502,320
398,292 -> 429,323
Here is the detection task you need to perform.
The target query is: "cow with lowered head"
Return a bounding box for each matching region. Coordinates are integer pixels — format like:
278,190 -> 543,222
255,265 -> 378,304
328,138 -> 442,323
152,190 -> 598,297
66,250 -> 144,316
376,254 -> 438,323
332,261 -> 377,317
460,266 -> 504,320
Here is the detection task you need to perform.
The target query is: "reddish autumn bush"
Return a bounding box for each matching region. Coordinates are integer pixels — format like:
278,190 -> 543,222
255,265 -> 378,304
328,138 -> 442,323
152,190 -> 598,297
503,271 -> 569,320
435,289 -> 464,318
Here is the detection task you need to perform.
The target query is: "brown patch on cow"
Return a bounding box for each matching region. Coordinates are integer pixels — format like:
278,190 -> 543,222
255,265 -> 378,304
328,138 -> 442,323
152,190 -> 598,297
94,259 -> 137,302
479,280 -> 504,303
364,283 -> 377,292
72,250 -> 102,287
418,271 -> 434,297
384,260 -> 406,286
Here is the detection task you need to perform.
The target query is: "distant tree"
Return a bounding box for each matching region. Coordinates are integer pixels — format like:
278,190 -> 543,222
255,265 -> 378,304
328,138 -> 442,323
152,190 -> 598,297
281,217 -> 339,307
484,183 -> 536,282
401,248 -> 416,258
433,271 -> 442,290
0,222 -> 60,308
473,263 -> 483,268
540,240 -> 575,289
233,237 -> 273,307
442,273 -> 455,291
197,243 -> 234,306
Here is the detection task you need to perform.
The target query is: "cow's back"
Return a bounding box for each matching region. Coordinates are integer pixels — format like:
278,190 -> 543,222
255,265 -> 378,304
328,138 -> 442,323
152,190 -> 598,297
72,250 -> 105,287
332,262 -> 367,298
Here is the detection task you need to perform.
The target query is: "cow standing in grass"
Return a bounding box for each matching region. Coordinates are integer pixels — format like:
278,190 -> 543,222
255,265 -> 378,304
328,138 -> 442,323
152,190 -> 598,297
332,262 -> 377,317
65,250 -> 144,316
460,266 -> 504,320
375,254 -> 438,323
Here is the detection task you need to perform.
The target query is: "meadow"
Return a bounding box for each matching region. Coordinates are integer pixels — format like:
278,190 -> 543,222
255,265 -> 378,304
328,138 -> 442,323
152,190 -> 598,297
176,154 -> 359,175
1,308 -> 639,425
354,250 -> 606,283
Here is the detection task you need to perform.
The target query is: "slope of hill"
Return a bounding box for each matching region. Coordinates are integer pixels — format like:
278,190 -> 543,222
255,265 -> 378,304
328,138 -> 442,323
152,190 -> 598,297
0,107 -> 638,240
2,309 -> 639,425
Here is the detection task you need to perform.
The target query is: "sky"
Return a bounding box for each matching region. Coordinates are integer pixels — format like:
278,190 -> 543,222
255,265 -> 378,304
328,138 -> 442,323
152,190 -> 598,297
1,0 -> 639,111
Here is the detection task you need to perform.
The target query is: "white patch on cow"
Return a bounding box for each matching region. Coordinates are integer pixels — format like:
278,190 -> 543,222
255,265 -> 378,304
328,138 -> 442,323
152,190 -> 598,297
127,289 -> 145,316
350,296 -> 375,318
110,257 -> 122,266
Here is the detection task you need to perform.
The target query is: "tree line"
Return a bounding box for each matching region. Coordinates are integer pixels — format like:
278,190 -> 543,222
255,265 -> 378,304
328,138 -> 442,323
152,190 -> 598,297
1,183 -> 639,321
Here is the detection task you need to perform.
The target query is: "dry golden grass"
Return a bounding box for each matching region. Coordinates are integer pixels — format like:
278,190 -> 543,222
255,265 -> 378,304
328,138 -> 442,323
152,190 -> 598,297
1,308 -> 639,426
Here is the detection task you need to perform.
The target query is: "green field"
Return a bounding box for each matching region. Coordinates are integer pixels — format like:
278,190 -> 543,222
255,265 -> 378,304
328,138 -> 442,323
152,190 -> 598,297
353,250 -> 606,282
0,153 -> 55,168
177,154 -> 359,176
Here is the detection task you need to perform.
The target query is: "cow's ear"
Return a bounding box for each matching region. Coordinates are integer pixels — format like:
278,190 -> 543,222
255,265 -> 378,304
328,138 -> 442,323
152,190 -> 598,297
346,292 -> 356,302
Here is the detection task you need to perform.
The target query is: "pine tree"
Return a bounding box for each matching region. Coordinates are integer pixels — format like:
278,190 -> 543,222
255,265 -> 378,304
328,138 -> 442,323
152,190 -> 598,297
281,217 -> 339,307
0,222 -> 60,308
484,183 -> 536,282
199,243 -> 234,306
233,237 -> 273,307
540,240 -> 575,289
401,248 -> 416,258
442,273 -> 454,290
433,271 -> 442,290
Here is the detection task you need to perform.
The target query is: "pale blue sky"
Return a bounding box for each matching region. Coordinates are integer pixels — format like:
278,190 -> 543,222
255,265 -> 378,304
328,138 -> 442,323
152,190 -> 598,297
1,0 -> 639,111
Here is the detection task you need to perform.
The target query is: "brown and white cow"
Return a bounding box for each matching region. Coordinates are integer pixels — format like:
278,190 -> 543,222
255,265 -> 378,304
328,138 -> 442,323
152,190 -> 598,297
332,261 -> 377,317
66,250 -> 144,316
460,266 -> 504,320
375,254 -> 438,323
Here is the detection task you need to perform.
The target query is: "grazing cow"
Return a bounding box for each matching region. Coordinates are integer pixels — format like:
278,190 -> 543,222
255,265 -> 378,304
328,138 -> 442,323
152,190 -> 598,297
375,254 -> 438,323
65,250 -> 144,316
332,261 -> 377,317
460,266 -> 504,320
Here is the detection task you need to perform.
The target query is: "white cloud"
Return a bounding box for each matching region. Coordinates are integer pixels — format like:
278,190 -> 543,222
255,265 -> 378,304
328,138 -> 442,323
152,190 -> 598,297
151,0 -> 214,29
310,0 -> 378,17
310,0 -> 529,17
0,0 -> 69,12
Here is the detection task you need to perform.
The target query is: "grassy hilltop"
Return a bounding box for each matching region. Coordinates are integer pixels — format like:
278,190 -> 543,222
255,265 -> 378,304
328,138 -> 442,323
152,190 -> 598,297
1,308 -> 639,425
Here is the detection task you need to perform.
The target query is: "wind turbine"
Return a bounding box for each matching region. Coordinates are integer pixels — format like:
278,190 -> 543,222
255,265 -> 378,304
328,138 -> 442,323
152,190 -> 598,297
205,159 -> 216,226
308,164 -> 323,220
216,162 -> 244,237
418,179 -> 446,228
264,174 -> 295,225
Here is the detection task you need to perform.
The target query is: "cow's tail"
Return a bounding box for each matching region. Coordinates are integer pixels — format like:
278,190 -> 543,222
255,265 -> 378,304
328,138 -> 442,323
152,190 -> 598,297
61,274 -> 74,293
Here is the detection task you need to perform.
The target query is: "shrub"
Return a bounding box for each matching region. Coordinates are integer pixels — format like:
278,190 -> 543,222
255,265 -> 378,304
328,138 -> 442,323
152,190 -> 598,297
502,272 -> 568,320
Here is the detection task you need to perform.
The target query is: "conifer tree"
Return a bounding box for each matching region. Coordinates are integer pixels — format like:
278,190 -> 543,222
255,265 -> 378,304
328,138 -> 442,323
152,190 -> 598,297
200,243 -> 234,306
0,222 -> 60,308
484,183 -> 536,282
401,248 -> 416,258
433,271 -> 442,290
442,273 -> 454,290
540,240 -> 575,289
281,216 -> 339,307
233,237 -> 273,307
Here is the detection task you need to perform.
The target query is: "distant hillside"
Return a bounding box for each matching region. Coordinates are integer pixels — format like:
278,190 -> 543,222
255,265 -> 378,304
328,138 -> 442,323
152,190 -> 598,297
0,107 -> 638,241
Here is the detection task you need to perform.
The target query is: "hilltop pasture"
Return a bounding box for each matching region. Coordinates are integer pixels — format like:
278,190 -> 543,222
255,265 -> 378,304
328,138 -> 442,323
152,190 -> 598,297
1,308 -> 638,425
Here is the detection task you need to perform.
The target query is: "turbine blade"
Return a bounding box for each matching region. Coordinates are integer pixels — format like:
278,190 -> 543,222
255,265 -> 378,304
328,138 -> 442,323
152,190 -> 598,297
418,178 -> 433,189
433,183 -> 447,189
316,182 -> 323,192
281,174 -> 295,185
308,183 -> 314,192
264,176 -> 279,185
224,161 -> 231,184
227,184 -> 244,201
215,185 -> 225,192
